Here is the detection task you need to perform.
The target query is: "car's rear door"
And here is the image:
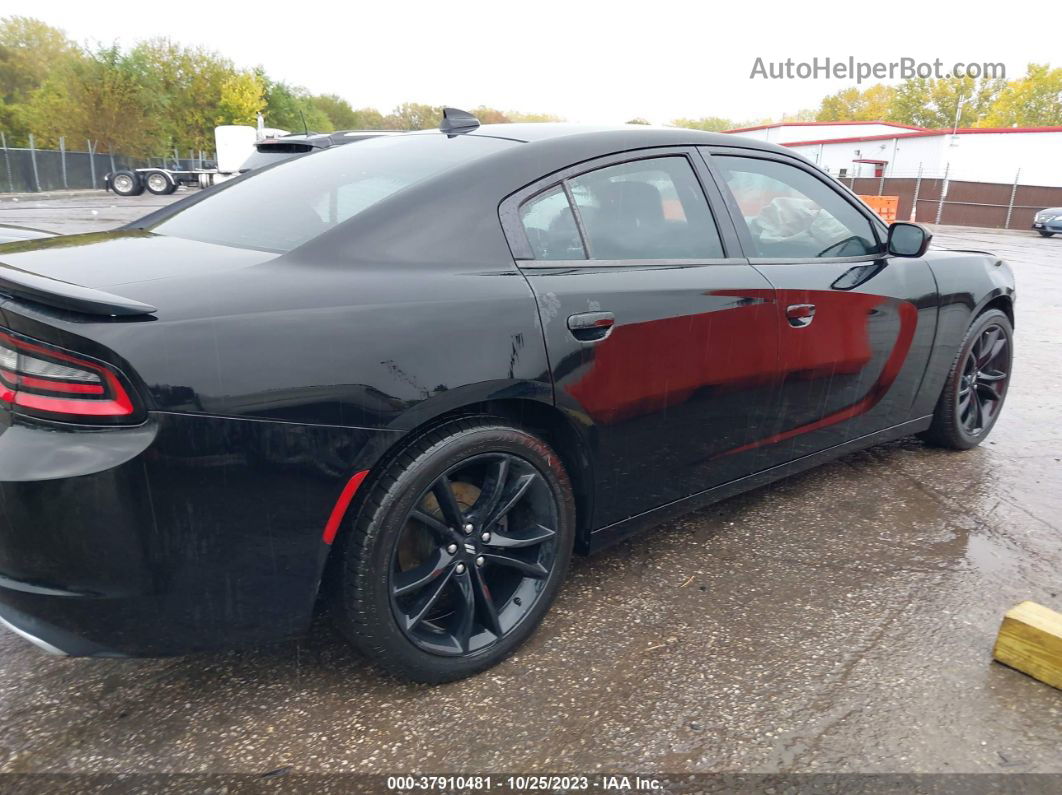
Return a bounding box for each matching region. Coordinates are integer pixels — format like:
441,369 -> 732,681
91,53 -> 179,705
500,148 -> 779,529
700,146 -> 939,467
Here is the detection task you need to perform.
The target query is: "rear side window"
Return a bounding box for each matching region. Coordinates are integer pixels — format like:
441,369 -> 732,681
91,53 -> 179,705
516,155 -> 724,262
713,155 -> 883,259
154,134 -> 515,253
570,157 -> 723,259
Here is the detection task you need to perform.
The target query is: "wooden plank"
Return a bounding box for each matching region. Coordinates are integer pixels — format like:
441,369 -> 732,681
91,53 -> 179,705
992,601 -> 1062,690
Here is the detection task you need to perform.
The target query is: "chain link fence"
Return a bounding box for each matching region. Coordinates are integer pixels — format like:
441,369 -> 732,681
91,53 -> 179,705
0,133 -> 215,193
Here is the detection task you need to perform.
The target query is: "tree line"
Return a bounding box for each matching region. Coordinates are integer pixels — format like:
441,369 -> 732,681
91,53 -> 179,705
0,16 -> 562,155
2,16 -> 1059,156
665,65 -> 1062,132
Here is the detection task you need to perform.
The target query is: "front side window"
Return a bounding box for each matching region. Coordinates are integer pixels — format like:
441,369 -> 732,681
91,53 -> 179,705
568,157 -> 724,260
713,155 -> 883,259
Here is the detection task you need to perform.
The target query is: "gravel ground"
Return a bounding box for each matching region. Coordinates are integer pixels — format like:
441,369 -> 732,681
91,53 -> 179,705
0,192 -> 1059,778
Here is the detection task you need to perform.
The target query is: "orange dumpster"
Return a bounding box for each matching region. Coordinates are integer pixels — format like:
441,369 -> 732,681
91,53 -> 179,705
859,195 -> 899,224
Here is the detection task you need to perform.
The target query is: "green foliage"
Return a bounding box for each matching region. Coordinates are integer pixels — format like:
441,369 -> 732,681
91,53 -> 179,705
980,64 -> 1062,127
889,75 -> 1004,128
669,116 -> 736,132
0,15 -> 79,144
816,84 -> 896,121
263,78 -> 333,133
216,71 -> 265,127
385,102 -> 443,130
24,45 -> 158,154
625,117 -> 650,125
506,110 -> 564,123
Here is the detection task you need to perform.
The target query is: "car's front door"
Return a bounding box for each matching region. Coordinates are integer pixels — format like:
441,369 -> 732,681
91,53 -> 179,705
501,149 -> 780,530
701,147 -> 939,467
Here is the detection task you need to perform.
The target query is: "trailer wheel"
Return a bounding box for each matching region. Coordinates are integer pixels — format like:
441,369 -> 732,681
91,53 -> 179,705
111,170 -> 144,197
145,171 -> 177,195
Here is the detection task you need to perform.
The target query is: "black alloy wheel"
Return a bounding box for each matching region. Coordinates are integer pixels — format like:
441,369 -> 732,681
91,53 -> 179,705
921,308 -> 1013,450
331,416 -> 575,682
389,452 -> 559,656
957,324 -> 1010,436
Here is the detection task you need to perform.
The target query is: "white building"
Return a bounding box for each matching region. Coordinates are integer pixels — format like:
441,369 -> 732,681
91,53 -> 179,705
723,122 -> 1062,187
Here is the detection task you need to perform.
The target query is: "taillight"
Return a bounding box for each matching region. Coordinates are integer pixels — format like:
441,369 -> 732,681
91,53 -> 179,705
0,330 -> 137,423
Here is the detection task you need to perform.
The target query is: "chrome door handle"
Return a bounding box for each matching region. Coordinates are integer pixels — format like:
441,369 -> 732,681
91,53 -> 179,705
786,304 -> 815,328
567,311 -> 615,342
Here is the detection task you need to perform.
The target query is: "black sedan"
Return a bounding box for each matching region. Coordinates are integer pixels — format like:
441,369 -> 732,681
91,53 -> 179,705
0,109 -> 1015,682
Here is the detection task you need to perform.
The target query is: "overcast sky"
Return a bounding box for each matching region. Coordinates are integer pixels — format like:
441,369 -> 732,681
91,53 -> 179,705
10,1 -> 1056,124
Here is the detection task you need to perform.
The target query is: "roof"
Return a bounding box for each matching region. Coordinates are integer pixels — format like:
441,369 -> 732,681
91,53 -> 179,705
780,126 -> 1062,147
456,122 -> 778,150
723,120 -> 926,134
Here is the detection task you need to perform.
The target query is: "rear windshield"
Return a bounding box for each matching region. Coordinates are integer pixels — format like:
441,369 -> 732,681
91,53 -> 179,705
238,149 -> 307,171
153,134 -> 514,253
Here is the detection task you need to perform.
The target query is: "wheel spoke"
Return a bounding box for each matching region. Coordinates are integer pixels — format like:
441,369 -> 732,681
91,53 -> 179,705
483,551 -> 549,579
468,456 -> 510,524
471,566 -> 503,637
410,509 -> 455,542
977,328 -> 1004,368
485,472 -> 538,530
451,569 -> 476,652
432,475 -> 465,528
971,391 -> 984,430
487,523 -> 556,549
976,382 -> 1000,402
977,370 -> 1006,383
392,548 -> 451,597
400,566 -> 455,630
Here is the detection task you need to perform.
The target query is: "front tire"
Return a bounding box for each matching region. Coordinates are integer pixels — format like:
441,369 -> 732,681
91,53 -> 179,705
1038,231 -> 1055,238
331,416 -> 575,683
920,309 -> 1013,450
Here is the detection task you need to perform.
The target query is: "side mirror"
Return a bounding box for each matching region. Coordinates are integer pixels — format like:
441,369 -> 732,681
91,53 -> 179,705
887,222 -> 932,257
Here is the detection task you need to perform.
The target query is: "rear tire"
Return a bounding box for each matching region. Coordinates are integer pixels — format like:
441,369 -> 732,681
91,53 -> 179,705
145,170 -> 176,195
1037,231 -> 1054,238
919,309 -> 1013,450
330,416 -> 576,683
110,170 -> 143,197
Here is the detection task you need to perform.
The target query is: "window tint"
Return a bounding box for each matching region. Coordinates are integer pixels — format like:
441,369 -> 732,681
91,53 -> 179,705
567,157 -> 724,260
519,185 -> 585,260
153,134 -> 515,253
714,155 -> 882,259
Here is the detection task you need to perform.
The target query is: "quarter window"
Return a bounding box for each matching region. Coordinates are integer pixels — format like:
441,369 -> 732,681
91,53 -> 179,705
714,155 -> 883,259
520,185 -> 585,260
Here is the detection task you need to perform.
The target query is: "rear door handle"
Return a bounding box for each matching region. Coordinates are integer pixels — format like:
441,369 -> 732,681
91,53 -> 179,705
786,304 -> 815,328
567,311 -> 615,342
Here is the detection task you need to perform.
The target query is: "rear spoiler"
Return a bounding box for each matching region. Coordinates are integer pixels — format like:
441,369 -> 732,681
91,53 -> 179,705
0,265 -> 156,317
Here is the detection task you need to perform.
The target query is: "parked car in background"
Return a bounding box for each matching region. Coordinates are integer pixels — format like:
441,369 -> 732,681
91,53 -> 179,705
0,223 -> 54,245
0,109 -> 1015,683
1032,207 -> 1062,237
238,130 -> 404,172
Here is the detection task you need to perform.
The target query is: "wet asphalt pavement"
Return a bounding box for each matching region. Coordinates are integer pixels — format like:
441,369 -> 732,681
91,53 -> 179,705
0,192 -> 1059,776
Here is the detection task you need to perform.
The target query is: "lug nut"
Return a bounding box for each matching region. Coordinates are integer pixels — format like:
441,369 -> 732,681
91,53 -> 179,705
480,531 -> 491,543
463,523 -> 474,534
446,543 -> 458,554
455,563 -> 466,574
475,556 -> 485,567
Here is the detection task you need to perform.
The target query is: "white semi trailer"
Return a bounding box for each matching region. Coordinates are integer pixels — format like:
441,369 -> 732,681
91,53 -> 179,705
105,122 -> 287,197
